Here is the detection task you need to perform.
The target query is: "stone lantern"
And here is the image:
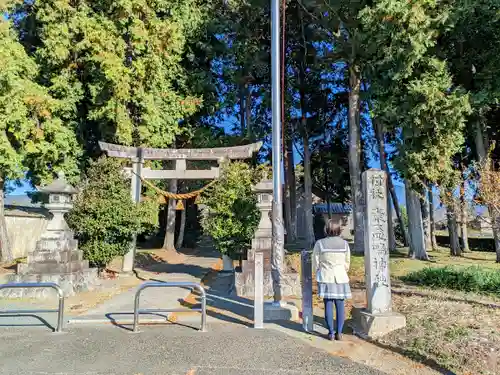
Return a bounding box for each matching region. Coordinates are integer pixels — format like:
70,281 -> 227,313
253,179 -> 273,241
7,172 -> 98,298
235,177 -> 300,299
39,171 -> 77,239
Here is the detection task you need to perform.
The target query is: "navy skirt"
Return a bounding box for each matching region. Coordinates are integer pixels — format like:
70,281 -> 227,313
318,282 -> 352,300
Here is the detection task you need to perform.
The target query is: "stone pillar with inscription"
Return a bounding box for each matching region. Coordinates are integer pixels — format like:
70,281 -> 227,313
352,169 -> 406,338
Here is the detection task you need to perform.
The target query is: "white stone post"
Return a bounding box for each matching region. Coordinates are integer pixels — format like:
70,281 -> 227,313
353,169 -> 406,338
254,251 -> 264,329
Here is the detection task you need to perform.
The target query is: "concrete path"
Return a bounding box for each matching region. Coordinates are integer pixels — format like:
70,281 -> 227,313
70,246 -> 220,325
0,324 -> 384,375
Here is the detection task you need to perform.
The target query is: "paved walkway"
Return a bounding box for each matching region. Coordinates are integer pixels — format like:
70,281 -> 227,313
70,245 -> 220,325
0,324 -> 384,375
0,243 -> 442,375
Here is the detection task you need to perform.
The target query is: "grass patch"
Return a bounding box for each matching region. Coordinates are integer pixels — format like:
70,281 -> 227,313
383,294 -> 500,375
401,266 -> 500,296
348,248 -> 500,279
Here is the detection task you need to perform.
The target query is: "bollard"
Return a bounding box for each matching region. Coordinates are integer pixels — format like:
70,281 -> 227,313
254,251 -> 264,328
301,249 -> 313,332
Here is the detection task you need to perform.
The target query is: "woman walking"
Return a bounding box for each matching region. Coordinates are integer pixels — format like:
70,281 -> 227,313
312,219 -> 351,341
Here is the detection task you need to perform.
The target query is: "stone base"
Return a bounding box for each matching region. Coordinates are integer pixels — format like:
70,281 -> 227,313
235,271 -> 301,297
1,269 -> 99,299
351,307 -> 406,339
264,301 -> 299,321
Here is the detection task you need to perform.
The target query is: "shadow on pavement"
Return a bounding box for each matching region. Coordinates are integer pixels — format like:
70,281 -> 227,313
0,313 -> 55,331
178,270 -> 456,375
179,273 -> 254,328
134,252 -> 213,278
104,311 -> 201,332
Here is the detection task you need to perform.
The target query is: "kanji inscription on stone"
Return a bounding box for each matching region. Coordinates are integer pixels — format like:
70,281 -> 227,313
363,169 -> 392,314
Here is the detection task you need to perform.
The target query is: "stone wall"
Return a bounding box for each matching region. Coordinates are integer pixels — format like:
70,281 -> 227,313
4,207 -> 49,260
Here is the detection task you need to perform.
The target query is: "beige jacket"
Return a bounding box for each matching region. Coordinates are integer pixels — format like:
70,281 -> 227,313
312,236 -> 351,284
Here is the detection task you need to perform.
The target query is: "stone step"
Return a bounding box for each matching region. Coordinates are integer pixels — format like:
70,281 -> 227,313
35,238 -> 79,252
4,268 -> 98,298
27,250 -> 83,264
18,260 -> 90,274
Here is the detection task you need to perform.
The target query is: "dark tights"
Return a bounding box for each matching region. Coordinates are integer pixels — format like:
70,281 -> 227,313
323,298 -> 345,335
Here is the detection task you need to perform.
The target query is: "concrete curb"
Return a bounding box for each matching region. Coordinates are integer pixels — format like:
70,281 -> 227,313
67,313 -> 172,325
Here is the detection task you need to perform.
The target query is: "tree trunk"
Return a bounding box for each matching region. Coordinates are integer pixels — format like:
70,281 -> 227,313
420,187 -> 432,252
298,10 -> 313,247
447,203 -> 461,256
283,116 -> 291,244
323,141 -> 332,220
405,182 -> 429,260
286,122 -> 297,242
348,64 -> 364,253
428,184 -> 438,250
303,131 -> 314,246
0,179 -> 13,262
387,197 -> 396,251
239,84 -> 246,134
281,3 -> 292,244
283,160 -> 292,243
245,84 -> 252,139
475,122 -> 487,161
494,216 -> 500,263
459,179 -> 470,252
374,119 -> 396,251
175,205 -> 186,250
163,179 -> 177,250
387,168 -> 408,246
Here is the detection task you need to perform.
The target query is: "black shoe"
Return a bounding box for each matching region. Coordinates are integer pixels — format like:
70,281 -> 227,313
327,333 -> 335,341
335,333 -> 343,341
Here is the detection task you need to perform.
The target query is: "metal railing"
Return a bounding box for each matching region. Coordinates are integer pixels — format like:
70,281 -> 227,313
0,282 -> 65,333
133,281 -> 207,333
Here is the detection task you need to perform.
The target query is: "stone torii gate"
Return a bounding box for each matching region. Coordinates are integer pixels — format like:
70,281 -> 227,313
99,141 -> 262,273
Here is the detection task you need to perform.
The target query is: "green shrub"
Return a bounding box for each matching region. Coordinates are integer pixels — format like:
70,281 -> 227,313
401,266 -> 500,296
200,161 -> 262,257
67,157 -> 158,268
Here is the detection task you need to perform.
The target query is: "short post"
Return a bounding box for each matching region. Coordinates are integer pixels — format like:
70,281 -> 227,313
200,286 -> 207,332
254,251 -> 264,329
301,249 -> 313,332
56,288 -> 65,333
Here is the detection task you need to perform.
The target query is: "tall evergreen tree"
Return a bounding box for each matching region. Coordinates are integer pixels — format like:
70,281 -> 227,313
360,0 -> 471,258
11,0 -> 205,158
0,16 -> 80,261
438,0 -> 500,260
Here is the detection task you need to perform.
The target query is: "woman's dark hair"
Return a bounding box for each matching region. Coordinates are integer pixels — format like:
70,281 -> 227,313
325,219 -> 341,237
